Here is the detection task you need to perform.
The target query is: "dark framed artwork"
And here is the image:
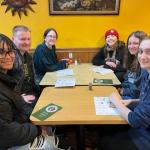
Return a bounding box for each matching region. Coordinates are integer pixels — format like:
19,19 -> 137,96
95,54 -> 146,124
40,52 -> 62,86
49,0 -> 120,15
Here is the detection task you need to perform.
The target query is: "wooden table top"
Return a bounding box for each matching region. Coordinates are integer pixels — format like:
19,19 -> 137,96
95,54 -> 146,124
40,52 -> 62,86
40,63 -> 121,86
30,86 -> 126,125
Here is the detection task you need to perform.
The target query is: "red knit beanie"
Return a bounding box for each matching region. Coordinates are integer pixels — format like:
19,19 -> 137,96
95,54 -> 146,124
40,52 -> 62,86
105,29 -> 119,39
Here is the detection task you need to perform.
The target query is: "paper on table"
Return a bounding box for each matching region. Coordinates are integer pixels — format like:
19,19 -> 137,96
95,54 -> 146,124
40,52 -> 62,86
94,97 -> 120,115
55,77 -> 76,87
56,69 -> 74,77
92,67 -> 113,74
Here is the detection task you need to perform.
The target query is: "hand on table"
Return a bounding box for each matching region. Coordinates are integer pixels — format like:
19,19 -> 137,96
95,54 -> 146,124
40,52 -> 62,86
109,92 -> 122,107
106,61 -> 116,68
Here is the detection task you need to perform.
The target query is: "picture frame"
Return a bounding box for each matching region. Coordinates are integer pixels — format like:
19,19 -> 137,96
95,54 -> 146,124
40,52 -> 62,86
49,0 -> 120,15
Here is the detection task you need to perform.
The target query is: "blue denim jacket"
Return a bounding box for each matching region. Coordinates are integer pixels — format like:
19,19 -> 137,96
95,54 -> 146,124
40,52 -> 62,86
128,69 -> 150,150
121,69 -> 142,99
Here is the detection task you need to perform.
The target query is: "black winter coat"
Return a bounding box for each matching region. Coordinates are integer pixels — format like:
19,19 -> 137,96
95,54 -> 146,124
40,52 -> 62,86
0,72 -> 40,149
92,41 -> 126,82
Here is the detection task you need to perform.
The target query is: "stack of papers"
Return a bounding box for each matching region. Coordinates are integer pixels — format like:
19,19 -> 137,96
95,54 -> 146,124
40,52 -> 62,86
94,97 -> 120,115
92,67 -> 113,74
56,69 -> 74,77
55,77 -> 76,87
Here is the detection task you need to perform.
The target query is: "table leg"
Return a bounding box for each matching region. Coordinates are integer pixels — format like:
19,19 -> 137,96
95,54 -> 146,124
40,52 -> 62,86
76,125 -> 85,150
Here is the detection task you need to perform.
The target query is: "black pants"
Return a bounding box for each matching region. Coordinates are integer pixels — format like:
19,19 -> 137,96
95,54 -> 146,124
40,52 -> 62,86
98,130 -> 138,150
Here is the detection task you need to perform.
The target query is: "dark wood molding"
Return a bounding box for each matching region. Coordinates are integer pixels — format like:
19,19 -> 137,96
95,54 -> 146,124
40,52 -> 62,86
56,47 -> 99,52
56,48 -> 99,63
30,47 -> 99,63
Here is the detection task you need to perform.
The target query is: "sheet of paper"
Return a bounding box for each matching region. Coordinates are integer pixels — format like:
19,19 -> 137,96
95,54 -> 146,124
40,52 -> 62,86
92,67 -> 113,74
56,69 -> 74,77
94,97 -> 120,115
55,77 -> 76,87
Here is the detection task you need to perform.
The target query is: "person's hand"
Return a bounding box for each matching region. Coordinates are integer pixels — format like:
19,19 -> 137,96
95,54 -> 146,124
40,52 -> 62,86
106,61 -> 116,68
67,59 -> 73,65
41,128 -> 48,136
61,59 -> 71,66
22,94 -> 35,104
121,99 -> 136,106
40,126 -> 53,136
109,92 -> 121,106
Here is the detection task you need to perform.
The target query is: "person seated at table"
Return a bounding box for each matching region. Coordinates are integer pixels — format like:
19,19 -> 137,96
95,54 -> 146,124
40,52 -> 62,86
8,25 -> 39,107
0,33 -> 72,150
97,36 -> 150,150
33,28 -> 68,85
0,33 -> 49,149
92,28 -> 126,82
119,31 -> 147,99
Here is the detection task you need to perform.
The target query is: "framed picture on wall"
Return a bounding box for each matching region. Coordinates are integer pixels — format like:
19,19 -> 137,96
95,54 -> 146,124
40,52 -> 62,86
49,0 -> 120,15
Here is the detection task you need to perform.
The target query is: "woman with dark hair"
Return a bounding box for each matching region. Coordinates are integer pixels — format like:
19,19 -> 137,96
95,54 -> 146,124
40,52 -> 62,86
120,31 -> 147,99
0,33 -> 44,149
98,36 -> 150,150
0,33 -> 71,150
33,28 -> 68,84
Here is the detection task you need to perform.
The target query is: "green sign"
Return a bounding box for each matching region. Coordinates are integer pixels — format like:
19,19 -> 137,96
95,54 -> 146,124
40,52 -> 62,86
93,78 -> 113,84
32,103 -> 62,121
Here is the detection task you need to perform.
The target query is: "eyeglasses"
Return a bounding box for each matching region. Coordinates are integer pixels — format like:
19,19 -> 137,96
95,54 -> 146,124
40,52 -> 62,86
0,50 -> 16,59
46,35 -> 57,39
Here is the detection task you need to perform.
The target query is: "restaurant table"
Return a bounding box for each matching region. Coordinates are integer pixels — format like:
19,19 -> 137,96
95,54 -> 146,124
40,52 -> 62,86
30,86 -> 126,150
40,63 -> 121,86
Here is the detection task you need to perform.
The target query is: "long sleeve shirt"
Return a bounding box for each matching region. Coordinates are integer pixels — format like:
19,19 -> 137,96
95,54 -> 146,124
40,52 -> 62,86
33,43 -> 67,83
128,69 -> 150,150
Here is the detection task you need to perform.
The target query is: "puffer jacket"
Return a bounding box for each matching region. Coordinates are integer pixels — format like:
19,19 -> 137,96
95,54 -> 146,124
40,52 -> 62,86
0,72 -> 41,149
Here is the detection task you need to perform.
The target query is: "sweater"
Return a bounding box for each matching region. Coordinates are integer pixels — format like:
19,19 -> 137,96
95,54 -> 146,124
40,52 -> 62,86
33,43 -> 67,83
92,41 -> 126,82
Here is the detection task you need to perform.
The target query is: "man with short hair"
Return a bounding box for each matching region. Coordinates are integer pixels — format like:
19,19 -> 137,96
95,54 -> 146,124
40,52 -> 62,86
9,25 -> 39,106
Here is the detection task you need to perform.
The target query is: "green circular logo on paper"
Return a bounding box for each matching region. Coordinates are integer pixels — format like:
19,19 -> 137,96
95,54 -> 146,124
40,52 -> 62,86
46,105 -> 58,113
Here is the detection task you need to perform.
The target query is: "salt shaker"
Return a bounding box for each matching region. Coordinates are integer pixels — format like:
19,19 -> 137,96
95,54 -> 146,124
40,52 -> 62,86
74,59 -> 78,65
88,82 -> 93,91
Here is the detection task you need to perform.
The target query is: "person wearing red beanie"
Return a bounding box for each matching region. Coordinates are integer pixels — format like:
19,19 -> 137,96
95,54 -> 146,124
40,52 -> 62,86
92,28 -> 126,82
105,29 -> 119,40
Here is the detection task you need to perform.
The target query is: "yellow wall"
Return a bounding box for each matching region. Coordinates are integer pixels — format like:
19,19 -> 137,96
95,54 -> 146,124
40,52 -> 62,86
0,0 -> 150,48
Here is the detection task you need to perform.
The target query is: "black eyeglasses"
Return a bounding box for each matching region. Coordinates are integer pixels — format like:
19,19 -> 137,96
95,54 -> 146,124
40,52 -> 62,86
0,50 -> 16,59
